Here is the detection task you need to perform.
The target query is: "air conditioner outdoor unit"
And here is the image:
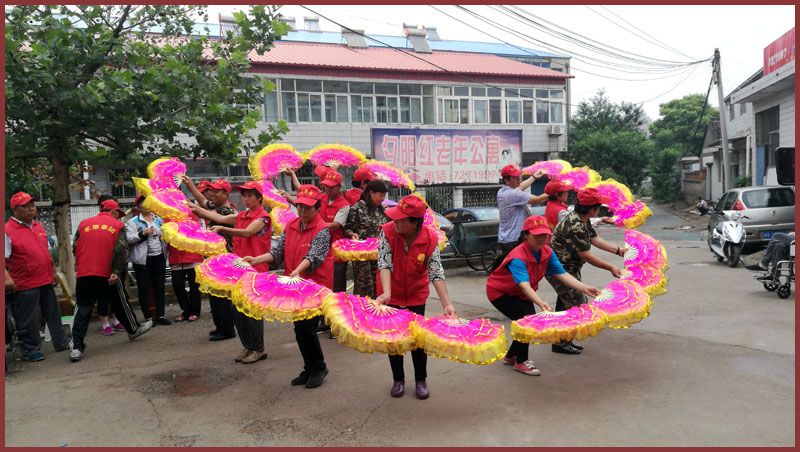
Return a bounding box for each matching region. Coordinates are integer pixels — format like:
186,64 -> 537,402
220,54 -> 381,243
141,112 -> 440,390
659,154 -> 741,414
548,124 -> 564,136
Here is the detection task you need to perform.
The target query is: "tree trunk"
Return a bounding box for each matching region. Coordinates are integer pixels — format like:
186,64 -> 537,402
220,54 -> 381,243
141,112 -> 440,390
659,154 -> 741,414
51,157 -> 76,293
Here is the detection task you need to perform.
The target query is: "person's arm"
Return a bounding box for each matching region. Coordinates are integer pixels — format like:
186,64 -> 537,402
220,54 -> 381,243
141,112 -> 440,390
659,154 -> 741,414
551,272 -> 600,298
431,280 -> 457,316
517,170 -> 544,191
277,190 -> 296,205
5,268 -> 15,293
71,229 -> 79,257
300,228 -> 332,275
516,281 -> 552,311
211,217 -> 266,238
329,205 -> 350,231
188,203 -> 236,226
344,203 -> 360,239
590,236 -> 628,257
375,232 -> 393,304
577,250 -> 623,277
286,168 -> 301,191
180,175 -> 209,206
110,232 -> 128,280
125,218 -> 145,245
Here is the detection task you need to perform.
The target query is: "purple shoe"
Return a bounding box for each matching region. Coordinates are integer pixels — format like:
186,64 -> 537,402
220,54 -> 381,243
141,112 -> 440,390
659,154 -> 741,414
415,381 -> 430,400
113,322 -> 126,332
390,381 -> 405,398
101,325 -> 114,336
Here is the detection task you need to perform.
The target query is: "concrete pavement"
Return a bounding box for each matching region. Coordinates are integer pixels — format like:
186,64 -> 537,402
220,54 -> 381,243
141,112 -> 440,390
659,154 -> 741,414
4,205 -> 794,446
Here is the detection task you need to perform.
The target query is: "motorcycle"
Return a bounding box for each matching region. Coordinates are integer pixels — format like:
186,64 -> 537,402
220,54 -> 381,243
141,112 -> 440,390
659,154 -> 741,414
708,211 -> 747,267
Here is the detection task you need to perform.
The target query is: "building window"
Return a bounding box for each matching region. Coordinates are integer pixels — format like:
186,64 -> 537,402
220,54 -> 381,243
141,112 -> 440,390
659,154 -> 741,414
506,99 -> 522,124
473,99 -> 489,124
729,103 -> 736,120
440,99 -> 461,124
324,94 -> 349,123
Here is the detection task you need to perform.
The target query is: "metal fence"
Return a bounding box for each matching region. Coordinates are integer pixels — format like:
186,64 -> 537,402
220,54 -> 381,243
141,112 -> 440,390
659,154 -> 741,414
463,186 -> 500,207
418,186 -> 453,213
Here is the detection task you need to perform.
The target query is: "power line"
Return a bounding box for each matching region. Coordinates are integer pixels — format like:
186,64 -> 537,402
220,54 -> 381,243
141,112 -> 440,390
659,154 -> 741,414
597,6 -> 696,60
633,61 -> 703,105
505,5 -> 697,67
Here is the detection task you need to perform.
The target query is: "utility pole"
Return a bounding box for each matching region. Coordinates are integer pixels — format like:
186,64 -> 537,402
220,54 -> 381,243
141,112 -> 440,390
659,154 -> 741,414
713,48 -> 732,192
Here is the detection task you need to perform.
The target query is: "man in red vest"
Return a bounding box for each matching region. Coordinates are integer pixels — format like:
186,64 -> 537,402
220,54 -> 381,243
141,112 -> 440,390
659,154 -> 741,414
70,199 -> 153,362
544,180 -> 573,229
486,215 -> 599,375
5,192 -> 70,361
243,184 -> 331,389
375,194 -> 458,400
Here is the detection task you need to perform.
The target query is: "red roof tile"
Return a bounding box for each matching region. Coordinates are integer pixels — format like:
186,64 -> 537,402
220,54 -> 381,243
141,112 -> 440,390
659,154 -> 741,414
249,42 -> 571,80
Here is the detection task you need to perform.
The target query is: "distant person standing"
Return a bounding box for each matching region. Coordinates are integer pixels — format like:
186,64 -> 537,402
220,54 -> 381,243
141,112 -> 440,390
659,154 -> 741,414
126,195 -> 170,325
4,192 -> 70,361
497,165 -> 548,253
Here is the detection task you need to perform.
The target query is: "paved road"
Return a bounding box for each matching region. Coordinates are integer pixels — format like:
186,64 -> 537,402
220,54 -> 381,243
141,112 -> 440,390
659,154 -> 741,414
5,205 -> 794,446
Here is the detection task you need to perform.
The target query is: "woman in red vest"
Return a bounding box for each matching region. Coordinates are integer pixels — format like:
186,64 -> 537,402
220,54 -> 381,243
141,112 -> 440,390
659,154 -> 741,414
189,181 -> 271,365
375,195 -> 457,400
544,180 -> 572,229
243,184 -> 332,389
485,216 -> 599,377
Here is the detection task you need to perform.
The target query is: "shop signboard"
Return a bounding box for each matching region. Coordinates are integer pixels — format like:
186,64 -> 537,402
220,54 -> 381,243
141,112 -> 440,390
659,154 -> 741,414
763,27 -> 795,75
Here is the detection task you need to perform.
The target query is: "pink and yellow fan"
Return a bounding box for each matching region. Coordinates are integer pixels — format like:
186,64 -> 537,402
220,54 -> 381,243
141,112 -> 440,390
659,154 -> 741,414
586,179 -> 634,210
195,253 -> 257,298
248,143 -> 306,180
558,166 -> 601,190
624,230 -> 668,272
360,160 -> 415,191
232,272 -> 331,322
410,316 -> 508,365
132,177 -> 191,221
613,201 -> 653,229
243,180 -> 289,209
511,304 -> 607,345
521,159 -> 573,177
620,263 -> 668,298
161,220 -> 226,256
305,144 -> 366,168
321,293 -> 419,355
332,237 -> 379,261
270,206 -> 297,236
591,280 -> 652,329
147,157 -> 186,188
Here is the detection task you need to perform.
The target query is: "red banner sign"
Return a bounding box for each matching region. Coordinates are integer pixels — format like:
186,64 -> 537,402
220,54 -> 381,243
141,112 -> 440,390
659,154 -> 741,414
764,27 -> 795,75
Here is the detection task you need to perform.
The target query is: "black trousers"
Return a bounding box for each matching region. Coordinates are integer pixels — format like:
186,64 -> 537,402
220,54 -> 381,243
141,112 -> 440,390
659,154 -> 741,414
72,276 -> 142,352
333,261 -> 348,293
133,253 -> 166,320
295,315 -> 326,372
171,267 -> 201,317
491,294 -> 537,364
12,284 -> 70,356
233,309 -> 264,353
388,304 -> 427,382
210,295 -> 235,335
97,271 -> 128,317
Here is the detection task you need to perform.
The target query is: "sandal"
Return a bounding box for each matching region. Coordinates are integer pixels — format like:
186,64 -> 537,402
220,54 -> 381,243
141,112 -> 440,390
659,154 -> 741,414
175,315 -> 186,322
188,315 -> 199,322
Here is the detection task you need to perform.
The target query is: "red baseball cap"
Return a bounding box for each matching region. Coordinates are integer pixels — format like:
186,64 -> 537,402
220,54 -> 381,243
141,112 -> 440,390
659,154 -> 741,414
385,195 -> 427,220
522,215 -> 553,236
9,192 -> 34,209
320,170 -> 343,187
196,180 -> 212,192
577,188 -> 612,207
100,199 -> 122,213
208,178 -> 231,194
236,181 -> 265,195
544,180 -> 573,196
295,184 -> 322,206
314,165 -> 332,178
500,164 -> 522,178
353,167 -> 376,182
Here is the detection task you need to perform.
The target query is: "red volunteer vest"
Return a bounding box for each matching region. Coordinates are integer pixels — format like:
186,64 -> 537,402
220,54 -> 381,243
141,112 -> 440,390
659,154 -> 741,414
75,212 -> 123,279
233,207 -> 271,272
320,194 -> 350,244
283,214 -> 334,289
545,200 -> 567,229
376,224 -> 439,307
5,218 -> 53,291
168,245 -> 203,266
485,243 -> 552,302
344,188 -> 362,206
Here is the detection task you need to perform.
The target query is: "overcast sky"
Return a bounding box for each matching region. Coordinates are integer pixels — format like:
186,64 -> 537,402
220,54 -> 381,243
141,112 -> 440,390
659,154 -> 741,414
207,4 -> 794,120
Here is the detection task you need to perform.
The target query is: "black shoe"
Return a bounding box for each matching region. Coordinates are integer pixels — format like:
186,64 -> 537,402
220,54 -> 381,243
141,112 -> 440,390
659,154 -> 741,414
552,343 -> 581,355
208,329 -> 220,337
291,370 -> 310,386
305,367 -> 329,389
209,332 -> 236,341
568,341 -> 583,350
155,317 -> 172,326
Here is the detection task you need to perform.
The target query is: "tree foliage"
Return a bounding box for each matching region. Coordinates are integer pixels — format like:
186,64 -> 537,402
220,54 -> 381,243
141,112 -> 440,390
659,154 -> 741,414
650,147 -> 683,203
5,5 -> 289,287
567,90 -> 652,193
649,94 -> 718,156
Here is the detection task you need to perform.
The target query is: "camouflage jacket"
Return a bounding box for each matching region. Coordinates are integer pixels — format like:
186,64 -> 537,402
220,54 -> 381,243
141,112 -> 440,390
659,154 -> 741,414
206,200 -> 237,252
344,200 -> 388,240
550,211 -> 597,273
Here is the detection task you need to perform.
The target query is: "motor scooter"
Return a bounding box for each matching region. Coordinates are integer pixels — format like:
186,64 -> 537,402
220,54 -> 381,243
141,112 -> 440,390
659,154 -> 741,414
708,211 -> 747,267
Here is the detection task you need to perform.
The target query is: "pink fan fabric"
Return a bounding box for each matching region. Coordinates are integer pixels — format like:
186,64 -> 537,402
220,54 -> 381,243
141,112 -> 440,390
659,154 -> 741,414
249,144 -> 305,179
591,280 -> 652,329
332,238 -> 379,261
195,253 -> 257,297
147,158 -> 186,188
270,206 -> 298,235
624,230 -> 667,271
305,144 -> 366,168
521,159 -> 573,176
234,272 -> 331,322
410,316 -> 507,364
360,160 -> 416,191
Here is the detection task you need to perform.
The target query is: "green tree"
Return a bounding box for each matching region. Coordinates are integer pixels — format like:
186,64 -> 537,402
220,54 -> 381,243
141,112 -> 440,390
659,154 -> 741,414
567,90 -> 652,193
6,5 -> 289,288
649,94 -> 717,156
650,147 -> 683,203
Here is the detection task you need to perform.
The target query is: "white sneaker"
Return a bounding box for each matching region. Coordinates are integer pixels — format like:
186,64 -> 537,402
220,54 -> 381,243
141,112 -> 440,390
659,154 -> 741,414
70,348 -> 83,362
128,319 -> 153,341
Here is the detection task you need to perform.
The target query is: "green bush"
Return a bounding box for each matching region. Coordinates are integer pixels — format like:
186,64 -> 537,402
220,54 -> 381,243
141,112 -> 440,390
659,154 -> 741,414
733,175 -> 750,188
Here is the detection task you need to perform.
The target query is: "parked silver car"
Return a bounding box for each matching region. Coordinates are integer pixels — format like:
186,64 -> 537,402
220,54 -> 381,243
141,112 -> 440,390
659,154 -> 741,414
708,186 -> 795,245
